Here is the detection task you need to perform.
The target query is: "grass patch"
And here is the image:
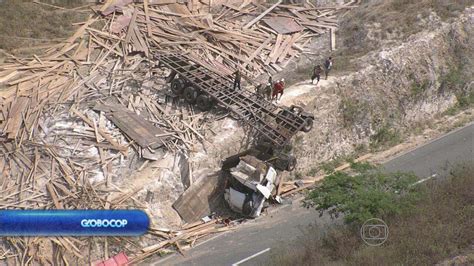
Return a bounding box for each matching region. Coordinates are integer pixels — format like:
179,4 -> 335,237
443,88 -> 474,116
272,164 -> 474,265
440,65 -> 473,115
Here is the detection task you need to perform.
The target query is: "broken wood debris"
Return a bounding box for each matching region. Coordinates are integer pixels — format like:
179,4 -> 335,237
0,0 -> 358,264
93,103 -> 169,149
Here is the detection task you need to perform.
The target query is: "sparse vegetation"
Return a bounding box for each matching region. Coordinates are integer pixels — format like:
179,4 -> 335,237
335,0 -> 472,62
340,97 -> 368,128
443,87 -> 474,116
319,154 -> 355,174
307,167 -> 318,176
354,143 -> 368,155
294,171 -> 303,179
409,74 -> 430,97
272,164 -> 474,265
370,124 -> 402,150
0,0 -> 88,53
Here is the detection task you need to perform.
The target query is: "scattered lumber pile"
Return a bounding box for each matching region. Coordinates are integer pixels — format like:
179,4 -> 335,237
0,0 -> 359,264
131,217 -> 237,263
95,0 -> 358,78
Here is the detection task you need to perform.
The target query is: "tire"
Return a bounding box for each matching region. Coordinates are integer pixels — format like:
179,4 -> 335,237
171,78 -> 186,95
184,86 -> 199,104
196,94 -> 214,111
286,156 -> 297,172
302,117 -> 314,132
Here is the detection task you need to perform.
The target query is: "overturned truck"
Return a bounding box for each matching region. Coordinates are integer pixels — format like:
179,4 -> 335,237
222,153 -> 281,218
156,52 -> 314,148
159,51 -> 314,218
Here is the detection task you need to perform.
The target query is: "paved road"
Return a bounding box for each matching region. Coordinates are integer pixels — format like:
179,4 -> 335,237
152,122 -> 473,266
383,122 -> 473,177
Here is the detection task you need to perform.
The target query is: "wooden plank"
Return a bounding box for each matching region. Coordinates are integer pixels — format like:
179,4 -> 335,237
263,17 -> 304,34
330,28 -> 336,51
264,34 -> 282,65
242,37 -> 272,68
4,97 -> 29,139
144,0 -> 152,37
277,33 -> 300,63
46,182 -> 63,209
271,35 -> 291,64
93,103 -> 169,149
172,172 -> 225,223
243,0 -> 283,30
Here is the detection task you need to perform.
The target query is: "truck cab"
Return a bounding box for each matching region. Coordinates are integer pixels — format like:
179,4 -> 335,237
222,155 -> 280,218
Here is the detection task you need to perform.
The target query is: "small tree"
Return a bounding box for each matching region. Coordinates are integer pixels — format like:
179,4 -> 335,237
305,162 -> 419,226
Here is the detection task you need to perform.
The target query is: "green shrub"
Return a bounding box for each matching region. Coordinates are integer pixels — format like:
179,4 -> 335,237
305,162 -> 419,226
272,164 -> 474,266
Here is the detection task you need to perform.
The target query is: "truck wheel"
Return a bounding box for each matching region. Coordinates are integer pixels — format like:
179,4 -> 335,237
184,86 -> 199,104
302,117 -> 314,132
286,156 -> 297,171
196,94 -> 213,111
171,78 -> 186,95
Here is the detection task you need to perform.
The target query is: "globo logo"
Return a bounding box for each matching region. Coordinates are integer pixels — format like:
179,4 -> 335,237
80,219 -> 128,228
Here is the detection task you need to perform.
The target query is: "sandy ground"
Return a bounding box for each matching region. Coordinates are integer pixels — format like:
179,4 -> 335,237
278,77 -> 335,106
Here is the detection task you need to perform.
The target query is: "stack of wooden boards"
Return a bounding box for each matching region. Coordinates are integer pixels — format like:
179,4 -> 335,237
99,0 -> 358,78
0,0 -> 359,264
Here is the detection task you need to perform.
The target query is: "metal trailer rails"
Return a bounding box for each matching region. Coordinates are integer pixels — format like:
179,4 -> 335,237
156,52 -> 314,148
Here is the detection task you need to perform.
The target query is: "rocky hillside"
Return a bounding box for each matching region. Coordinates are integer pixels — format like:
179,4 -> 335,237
291,5 -> 474,171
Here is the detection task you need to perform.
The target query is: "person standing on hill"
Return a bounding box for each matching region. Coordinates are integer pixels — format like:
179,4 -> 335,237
311,64 -> 323,85
324,57 -> 333,80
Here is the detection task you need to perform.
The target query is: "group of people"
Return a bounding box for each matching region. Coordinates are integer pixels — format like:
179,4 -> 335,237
232,56 -> 333,103
311,56 -> 333,85
234,69 -> 286,102
255,76 -> 285,102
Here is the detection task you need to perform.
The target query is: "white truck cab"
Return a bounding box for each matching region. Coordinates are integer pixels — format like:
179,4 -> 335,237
223,156 -> 279,218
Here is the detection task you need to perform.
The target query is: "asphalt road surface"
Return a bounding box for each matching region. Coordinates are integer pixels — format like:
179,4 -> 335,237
152,122 -> 473,266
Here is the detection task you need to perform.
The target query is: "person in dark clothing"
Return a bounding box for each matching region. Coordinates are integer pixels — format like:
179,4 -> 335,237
233,69 -> 241,90
264,83 -> 272,100
311,65 -> 322,85
324,57 -> 333,80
